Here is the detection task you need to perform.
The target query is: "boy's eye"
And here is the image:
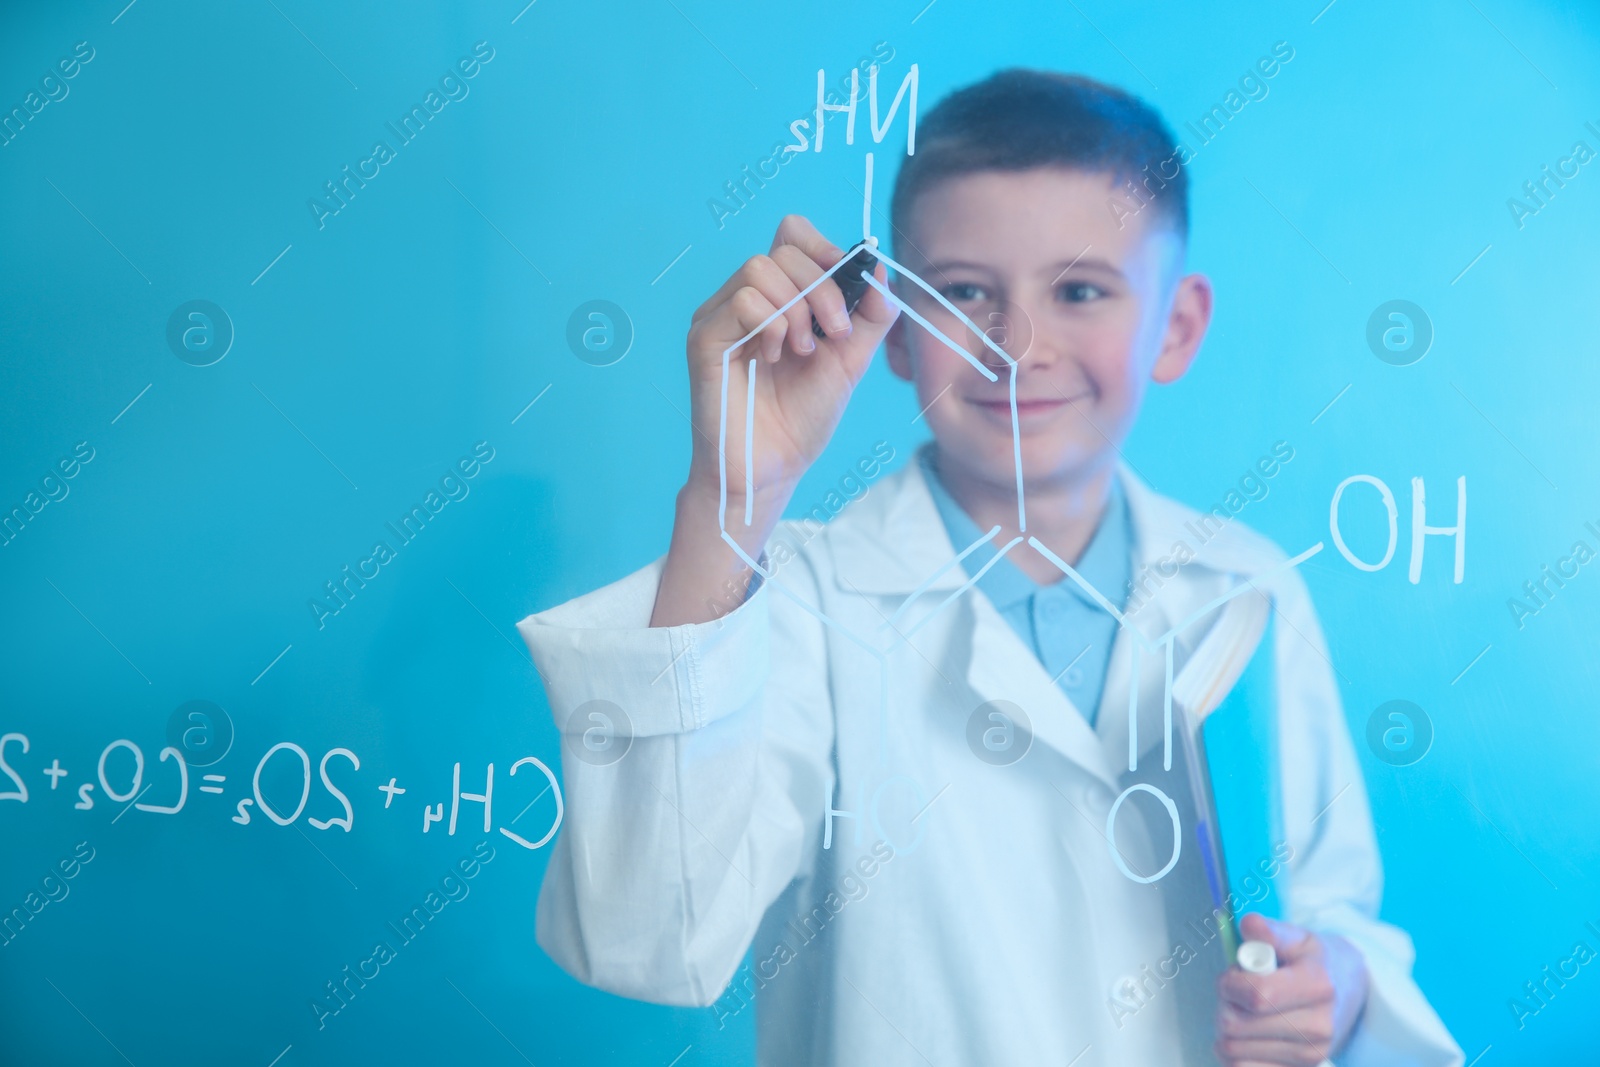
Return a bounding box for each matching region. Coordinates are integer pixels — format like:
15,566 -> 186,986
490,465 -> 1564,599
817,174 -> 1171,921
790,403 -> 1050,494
940,282 -> 988,302
1057,281 -> 1106,303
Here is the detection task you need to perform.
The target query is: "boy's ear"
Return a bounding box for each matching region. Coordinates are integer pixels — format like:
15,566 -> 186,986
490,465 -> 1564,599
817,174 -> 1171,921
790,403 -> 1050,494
884,311 -> 914,382
1151,272 -> 1213,384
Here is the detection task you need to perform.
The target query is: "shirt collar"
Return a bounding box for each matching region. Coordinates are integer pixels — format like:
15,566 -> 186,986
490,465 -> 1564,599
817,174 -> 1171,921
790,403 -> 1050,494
917,444 -> 1131,613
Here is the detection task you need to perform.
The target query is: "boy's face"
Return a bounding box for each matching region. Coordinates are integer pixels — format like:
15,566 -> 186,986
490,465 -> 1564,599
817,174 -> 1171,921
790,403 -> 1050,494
886,167 -> 1212,498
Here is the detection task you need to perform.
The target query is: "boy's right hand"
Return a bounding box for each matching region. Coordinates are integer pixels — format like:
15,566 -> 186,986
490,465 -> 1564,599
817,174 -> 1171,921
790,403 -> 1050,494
683,215 -> 896,507
652,215 -> 898,627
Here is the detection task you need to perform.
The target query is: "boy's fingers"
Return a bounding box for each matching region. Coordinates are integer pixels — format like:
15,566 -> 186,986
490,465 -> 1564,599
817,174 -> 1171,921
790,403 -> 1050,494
692,265 -> 753,327
1215,1035 -> 1328,1067
724,286 -> 786,364
693,220 -> 890,373
1219,961 -> 1333,1016
1242,913 -> 1316,964
769,243 -> 849,342
1217,997 -> 1332,1042
1216,997 -> 1337,1065
1237,912 -> 1276,947
1275,924 -> 1319,964
739,254 -> 818,358
770,214 -> 844,271
828,261 -> 899,382
696,216 -> 855,338
692,238 -> 816,331
753,250 -> 819,355
1219,967 -> 1284,1013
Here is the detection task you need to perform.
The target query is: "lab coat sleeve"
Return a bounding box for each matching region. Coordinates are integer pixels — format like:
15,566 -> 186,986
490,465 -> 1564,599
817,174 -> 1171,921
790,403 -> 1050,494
514,544 -> 834,1008
1269,569 -> 1464,1067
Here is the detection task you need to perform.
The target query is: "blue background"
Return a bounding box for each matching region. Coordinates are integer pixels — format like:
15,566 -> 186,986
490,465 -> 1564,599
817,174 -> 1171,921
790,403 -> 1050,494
2,0 -> 1598,1063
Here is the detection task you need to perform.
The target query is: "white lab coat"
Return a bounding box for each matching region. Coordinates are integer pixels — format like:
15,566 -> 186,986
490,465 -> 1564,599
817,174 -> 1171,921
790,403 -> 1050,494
517,457 -> 1462,1067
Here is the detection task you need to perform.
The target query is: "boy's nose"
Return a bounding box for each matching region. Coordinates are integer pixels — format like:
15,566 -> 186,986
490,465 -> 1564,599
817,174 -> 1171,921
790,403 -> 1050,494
974,300 -> 1049,369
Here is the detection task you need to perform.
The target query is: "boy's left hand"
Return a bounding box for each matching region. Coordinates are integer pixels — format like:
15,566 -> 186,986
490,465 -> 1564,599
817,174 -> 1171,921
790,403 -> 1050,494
1214,913 -> 1370,1067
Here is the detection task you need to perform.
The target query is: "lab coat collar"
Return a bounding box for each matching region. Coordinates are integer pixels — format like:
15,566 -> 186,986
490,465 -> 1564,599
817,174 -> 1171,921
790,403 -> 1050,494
826,449 -> 1278,601
825,448 -> 964,597
824,452 -> 1285,786
915,445 -> 1132,617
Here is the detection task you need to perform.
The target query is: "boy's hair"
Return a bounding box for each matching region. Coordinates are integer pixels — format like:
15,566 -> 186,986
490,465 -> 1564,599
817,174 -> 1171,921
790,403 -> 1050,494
890,69 -> 1188,243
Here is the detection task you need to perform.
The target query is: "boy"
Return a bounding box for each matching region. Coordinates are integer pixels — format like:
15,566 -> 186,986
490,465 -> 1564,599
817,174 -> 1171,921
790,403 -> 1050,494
519,71 -> 1461,1066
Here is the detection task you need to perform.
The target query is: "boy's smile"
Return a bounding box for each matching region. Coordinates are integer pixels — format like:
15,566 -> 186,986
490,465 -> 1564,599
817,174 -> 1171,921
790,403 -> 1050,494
886,167 -> 1212,506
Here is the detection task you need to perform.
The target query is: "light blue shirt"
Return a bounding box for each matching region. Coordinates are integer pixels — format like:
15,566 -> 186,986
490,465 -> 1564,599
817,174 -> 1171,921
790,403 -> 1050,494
919,448 -> 1131,726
